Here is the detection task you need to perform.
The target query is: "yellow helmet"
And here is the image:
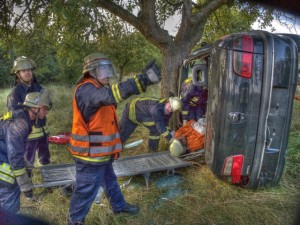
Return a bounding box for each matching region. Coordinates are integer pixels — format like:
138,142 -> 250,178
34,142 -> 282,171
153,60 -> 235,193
11,56 -> 36,75
169,138 -> 186,157
169,97 -> 182,112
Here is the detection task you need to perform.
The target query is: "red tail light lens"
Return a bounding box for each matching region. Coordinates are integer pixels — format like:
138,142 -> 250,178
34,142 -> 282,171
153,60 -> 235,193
233,35 -> 253,78
221,155 -> 244,184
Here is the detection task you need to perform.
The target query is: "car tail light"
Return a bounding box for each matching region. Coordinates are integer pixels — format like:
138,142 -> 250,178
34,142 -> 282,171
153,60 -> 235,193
233,35 -> 254,78
221,155 -> 244,184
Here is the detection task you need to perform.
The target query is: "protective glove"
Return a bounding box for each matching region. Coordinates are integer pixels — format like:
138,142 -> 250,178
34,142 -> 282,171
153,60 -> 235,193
16,173 -> 32,193
138,59 -> 161,87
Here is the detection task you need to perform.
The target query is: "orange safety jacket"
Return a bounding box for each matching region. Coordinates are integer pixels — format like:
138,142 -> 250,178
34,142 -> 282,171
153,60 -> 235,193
68,78 -> 122,160
175,120 -> 205,152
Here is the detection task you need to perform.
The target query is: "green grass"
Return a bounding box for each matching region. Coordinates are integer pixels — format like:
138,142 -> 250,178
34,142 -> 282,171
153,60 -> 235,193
1,85 -> 299,225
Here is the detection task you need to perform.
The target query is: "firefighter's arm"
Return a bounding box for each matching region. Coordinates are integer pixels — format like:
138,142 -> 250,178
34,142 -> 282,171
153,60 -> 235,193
6,90 -> 22,111
7,119 -> 32,193
151,108 -> 174,142
79,82 -> 142,106
111,60 -> 161,103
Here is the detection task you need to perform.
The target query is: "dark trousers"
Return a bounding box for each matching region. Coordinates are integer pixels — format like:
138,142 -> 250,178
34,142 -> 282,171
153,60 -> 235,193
68,161 -> 126,224
24,135 -> 50,171
0,181 -> 20,213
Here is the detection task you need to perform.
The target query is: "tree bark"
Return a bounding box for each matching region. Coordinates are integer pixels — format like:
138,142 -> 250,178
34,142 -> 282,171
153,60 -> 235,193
160,47 -> 189,98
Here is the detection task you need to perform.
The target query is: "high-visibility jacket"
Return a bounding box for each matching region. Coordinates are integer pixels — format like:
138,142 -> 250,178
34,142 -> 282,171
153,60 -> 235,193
0,109 -> 32,185
175,120 -> 205,152
68,78 -> 122,163
6,81 -> 48,140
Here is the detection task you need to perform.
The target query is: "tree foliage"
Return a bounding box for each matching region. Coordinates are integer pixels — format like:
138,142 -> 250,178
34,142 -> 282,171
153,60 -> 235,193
0,0 -> 159,86
201,2 -> 274,45
96,16 -> 161,81
0,0 -> 276,90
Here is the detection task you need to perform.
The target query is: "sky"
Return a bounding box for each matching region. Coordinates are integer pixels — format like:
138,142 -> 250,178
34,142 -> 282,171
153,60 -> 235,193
252,14 -> 300,34
164,12 -> 300,36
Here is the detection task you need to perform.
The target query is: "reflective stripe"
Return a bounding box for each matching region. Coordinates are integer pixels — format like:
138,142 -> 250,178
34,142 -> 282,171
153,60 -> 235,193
0,163 -> 14,176
0,111 -> 13,121
71,133 -> 120,142
143,122 -> 155,126
134,75 -> 144,94
13,167 -> 26,177
0,173 -> 15,184
0,163 -> 15,184
161,130 -> 170,137
184,77 -> 192,84
111,84 -> 123,103
182,111 -> 188,115
129,98 -> 140,124
70,143 -> 123,155
149,135 -> 160,140
28,125 -> 48,140
159,98 -> 167,103
73,155 -> 111,163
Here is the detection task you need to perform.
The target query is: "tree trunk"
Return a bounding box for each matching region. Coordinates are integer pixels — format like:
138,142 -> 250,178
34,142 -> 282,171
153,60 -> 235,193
160,47 -> 189,98
160,47 -> 189,130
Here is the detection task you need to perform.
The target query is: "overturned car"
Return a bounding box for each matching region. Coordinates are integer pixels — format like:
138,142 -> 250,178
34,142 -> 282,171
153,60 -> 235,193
179,30 -> 299,188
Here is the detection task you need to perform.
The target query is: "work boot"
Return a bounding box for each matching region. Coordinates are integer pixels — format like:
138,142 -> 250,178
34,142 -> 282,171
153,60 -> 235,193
114,203 -> 139,215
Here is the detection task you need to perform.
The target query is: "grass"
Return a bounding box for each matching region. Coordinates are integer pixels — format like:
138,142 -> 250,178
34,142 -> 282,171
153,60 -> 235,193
1,84 -> 299,225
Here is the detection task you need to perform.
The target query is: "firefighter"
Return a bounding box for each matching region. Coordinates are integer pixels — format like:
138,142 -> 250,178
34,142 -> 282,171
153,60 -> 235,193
180,77 -> 208,125
119,96 -> 182,152
169,119 -> 206,157
67,53 -> 161,224
0,91 -> 51,213
7,56 -> 51,177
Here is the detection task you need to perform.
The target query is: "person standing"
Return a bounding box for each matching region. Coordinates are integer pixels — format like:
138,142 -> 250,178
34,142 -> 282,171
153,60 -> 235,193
67,53 -> 161,224
7,56 -> 51,176
0,91 -> 51,213
119,96 -> 182,152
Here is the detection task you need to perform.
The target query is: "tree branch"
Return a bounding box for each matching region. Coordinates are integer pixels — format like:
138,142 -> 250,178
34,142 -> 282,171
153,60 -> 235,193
94,0 -> 173,49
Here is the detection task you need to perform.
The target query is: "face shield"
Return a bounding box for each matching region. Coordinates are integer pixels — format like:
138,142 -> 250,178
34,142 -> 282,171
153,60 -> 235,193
94,60 -> 117,80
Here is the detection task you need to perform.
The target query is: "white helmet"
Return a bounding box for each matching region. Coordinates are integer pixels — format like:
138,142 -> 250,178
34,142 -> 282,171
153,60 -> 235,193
21,89 -> 52,110
169,97 -> 182,112
169,138 -> 186,157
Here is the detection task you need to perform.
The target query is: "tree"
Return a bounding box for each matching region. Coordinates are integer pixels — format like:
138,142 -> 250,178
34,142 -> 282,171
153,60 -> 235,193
93,0 -> 274,97
98,16 -> 161,81
0,0 -> 161,85
0,0 -> 275,89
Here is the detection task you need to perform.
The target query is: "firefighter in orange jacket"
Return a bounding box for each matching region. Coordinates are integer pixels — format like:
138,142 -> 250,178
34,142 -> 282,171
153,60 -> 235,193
67,53 -> 161,225
169,119 -> 206,157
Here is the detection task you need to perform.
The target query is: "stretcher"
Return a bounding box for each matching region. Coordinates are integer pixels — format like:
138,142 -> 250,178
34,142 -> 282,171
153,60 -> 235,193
33,151 -> 192,189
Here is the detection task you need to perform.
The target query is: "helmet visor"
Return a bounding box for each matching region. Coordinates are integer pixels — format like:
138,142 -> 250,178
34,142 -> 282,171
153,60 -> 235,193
95,61 -> 116,80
